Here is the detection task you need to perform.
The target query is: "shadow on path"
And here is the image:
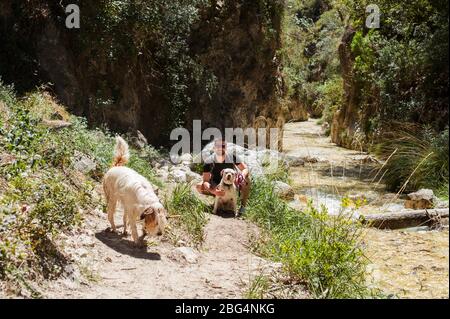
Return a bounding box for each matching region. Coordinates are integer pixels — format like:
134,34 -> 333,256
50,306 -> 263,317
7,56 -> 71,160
95,229 -> 161,260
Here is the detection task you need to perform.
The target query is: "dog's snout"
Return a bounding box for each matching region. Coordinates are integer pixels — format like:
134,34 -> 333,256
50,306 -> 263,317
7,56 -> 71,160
157,230 -> 163,236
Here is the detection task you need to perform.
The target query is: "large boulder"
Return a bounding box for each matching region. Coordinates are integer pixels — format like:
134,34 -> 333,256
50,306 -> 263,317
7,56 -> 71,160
405,189 -> 434,209
273,181 -> 295,200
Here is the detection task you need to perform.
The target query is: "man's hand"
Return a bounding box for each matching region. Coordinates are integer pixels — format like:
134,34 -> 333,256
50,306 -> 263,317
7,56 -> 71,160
213,187 -> 225,197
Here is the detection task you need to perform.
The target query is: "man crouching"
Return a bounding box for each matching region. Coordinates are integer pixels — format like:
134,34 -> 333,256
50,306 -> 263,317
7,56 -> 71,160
195,138 -> 251,216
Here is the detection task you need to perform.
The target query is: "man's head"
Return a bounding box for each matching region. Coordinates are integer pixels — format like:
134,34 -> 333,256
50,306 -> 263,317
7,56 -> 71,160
214,138 -> 227,156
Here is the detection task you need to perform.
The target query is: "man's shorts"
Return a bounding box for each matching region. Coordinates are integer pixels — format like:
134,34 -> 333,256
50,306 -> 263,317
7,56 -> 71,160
234,173 -> 247,190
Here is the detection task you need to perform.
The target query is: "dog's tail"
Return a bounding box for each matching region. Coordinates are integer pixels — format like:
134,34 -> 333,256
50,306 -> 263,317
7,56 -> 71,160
112,136 -> 130,167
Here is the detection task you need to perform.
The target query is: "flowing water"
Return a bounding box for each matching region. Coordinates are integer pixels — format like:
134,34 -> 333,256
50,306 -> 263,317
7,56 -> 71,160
283,119 -> 449,298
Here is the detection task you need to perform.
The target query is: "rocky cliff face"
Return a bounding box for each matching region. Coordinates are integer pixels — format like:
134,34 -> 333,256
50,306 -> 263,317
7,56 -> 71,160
0,0 -> 284,149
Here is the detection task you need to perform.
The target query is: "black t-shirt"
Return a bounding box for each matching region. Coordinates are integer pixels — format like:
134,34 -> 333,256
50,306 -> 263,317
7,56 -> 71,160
203,153 -> 242,185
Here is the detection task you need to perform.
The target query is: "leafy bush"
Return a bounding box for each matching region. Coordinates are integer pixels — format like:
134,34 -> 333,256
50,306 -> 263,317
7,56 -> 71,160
0,171 -> 86,295
245,178 -> 376,298
165,183 -> 209,247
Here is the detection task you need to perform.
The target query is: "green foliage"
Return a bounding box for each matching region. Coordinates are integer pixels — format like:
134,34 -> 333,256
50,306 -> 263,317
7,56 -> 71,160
282,0 -> 345,118
244,274 -> 271,299
346,0 -> 449,135
316,76 -> 343,132
165,183 -> 209,247
0,171 -> 85,292
374,124 -> 449,193
245,178 -> 377,298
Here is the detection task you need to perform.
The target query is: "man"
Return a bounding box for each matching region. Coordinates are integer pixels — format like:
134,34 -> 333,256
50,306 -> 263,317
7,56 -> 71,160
196,138 -> 251,216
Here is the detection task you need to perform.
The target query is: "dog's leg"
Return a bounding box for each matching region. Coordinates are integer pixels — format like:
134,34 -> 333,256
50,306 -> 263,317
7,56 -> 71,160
122,212 -> 128,236
107,198 -> 117,232
129,218 -> 141,247
213,198 -> 219,215
231,198 -> 238,217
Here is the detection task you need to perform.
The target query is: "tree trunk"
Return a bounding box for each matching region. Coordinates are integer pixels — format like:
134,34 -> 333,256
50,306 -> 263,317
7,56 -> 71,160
359,208 -> 449,229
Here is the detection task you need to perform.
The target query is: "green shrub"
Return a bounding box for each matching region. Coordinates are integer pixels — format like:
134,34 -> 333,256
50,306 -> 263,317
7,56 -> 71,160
165,183 -> 209,246
245,178 -> 376,298
0,171 -> 85,293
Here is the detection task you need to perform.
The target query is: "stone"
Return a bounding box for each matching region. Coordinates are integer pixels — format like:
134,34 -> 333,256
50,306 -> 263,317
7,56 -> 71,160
186,170 -> 202,183
79,234 -> 95,247
157,170 -> 169,182
273,181 -> 295,200
405,189 -> 434,209
0,153 -> 16,166
42,119 -> 72,129
73,153 -> 97,174
169,169 -> 187,183
170,247 -> 198,264
285,155 -> 305,167
129,130 -> 148,149
179,153 -> 193,165
75,248 -> 89,258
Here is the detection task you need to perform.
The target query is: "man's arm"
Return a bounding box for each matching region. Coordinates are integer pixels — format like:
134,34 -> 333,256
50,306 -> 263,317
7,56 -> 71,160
237,162 -> 249,178
201,172 -> 224,196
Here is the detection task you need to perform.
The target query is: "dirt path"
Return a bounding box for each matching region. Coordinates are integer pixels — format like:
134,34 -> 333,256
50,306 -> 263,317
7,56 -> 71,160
283,119 -> 449,299
44,207 -> 279,298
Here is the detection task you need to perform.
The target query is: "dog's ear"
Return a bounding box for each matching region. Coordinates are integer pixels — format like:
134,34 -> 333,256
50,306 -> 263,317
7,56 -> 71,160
221,169 -> 224,176
140,207 -> 154,220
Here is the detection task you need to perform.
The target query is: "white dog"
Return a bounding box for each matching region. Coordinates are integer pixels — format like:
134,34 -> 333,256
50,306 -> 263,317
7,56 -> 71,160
103,136 -> 167,246
213,168 -> 238,216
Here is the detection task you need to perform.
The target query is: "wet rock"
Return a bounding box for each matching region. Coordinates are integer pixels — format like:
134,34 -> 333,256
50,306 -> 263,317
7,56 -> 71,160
405,189 -> 434,209
302,156 -> 319,163
170,247 -> 198,264
347,191 -> 378,204
285,155 -> 305,167
273,181 -> 295,200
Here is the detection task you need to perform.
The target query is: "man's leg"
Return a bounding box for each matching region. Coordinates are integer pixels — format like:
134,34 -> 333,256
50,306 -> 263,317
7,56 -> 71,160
196,182 -> 215,196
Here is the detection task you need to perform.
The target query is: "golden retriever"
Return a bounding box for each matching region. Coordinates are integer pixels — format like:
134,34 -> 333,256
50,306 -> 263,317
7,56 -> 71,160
103,136 -> 167,246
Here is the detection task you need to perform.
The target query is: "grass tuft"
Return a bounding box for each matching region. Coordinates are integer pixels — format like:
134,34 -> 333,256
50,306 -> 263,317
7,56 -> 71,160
165,183 -> 210,247
373,123 -> 449,194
